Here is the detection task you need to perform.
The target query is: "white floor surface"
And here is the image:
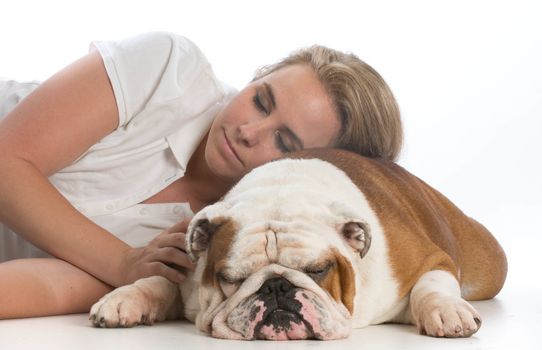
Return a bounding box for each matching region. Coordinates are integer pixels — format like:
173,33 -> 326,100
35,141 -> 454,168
1,233 -> 541,350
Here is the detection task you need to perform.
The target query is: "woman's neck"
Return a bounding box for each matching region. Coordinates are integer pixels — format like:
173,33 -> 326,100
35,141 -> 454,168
183,134 -> 236,208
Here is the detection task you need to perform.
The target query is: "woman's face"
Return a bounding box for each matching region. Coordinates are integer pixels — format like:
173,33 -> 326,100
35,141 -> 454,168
205,64 -> 341,180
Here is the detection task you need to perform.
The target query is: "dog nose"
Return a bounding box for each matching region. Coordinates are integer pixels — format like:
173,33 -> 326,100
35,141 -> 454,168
258,277 -> 294,295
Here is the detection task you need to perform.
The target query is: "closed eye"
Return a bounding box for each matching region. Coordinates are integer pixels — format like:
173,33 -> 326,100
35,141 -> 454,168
252,91 -> 291,153
252,84 -> 304,153
253,91 -> 269,115
275,131 -> 291,153
304,262 -> 334,281
217,271 -> 245,285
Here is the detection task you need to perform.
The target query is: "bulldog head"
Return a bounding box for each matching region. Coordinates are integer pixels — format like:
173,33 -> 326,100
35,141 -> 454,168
185,158 -> 372,340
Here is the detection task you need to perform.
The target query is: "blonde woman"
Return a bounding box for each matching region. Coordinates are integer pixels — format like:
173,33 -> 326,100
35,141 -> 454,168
0,32 -> 402,319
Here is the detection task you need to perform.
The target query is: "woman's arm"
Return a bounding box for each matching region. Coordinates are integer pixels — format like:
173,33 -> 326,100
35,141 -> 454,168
0,51 -> 190,287
0,258 -> 112,319
0,220 -> 194,320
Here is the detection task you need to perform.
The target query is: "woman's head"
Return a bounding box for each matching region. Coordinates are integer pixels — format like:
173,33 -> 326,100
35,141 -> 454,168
205,64 -> 341,180
253,45 -> 403,162
204,45 -> 402,181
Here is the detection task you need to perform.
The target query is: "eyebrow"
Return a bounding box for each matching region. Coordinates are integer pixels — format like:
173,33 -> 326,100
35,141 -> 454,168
263,82 -> 304,150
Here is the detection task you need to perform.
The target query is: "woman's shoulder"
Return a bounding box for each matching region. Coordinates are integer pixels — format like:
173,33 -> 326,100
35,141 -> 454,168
90,31 -> 219,126
92,31 -> 205,62
128,31 -> 200,52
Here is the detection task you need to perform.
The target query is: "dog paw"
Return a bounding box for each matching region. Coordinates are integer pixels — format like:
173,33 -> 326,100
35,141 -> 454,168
415,294 -> 481,338
89,285 -> 155,328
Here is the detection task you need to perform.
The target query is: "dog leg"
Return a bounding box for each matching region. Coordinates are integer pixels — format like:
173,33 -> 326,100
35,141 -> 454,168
90,276 -> 182,328
410,270 -> 482,337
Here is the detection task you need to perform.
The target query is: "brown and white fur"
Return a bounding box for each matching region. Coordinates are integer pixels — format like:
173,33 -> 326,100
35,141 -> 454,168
90,149 -> 507,340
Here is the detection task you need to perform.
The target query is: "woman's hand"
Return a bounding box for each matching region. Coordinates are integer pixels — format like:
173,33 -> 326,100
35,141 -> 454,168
116,217 -> 196,286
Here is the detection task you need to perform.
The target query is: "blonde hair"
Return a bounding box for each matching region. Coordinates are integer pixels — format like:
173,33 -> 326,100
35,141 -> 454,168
253,45 -> 403,161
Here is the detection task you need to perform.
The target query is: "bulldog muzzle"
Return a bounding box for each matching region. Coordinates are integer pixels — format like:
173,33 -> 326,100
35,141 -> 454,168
206,264 -> 352,340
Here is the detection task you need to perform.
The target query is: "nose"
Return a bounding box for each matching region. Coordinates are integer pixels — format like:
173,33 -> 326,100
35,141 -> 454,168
258,277 -> 295,296
237,119 -> 272,148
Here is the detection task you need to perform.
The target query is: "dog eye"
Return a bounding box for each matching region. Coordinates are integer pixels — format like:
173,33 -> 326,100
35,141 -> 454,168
304,263 -> 333,280
217,272 -> 245,285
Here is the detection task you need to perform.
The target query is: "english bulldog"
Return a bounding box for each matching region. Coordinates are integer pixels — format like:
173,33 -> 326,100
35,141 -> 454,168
90,149 -> 507,340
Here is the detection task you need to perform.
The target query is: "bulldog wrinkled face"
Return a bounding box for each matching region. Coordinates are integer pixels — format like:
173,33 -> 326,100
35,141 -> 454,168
187,210 -> 371,340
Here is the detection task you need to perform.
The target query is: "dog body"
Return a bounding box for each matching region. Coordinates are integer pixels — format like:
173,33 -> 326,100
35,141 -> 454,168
90,149 -> 507,340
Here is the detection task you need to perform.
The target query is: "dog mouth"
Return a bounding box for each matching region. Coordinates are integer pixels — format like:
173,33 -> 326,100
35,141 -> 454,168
253,308 -> 315,340
219,288 -> 346,340
248,278 -> 316,340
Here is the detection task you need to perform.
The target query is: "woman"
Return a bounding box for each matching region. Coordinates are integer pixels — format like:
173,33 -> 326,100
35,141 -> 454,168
0,32 -> 402,319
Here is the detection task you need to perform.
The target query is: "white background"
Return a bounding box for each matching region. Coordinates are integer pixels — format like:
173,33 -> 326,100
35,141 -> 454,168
1,0 -> 540,283
1,1 -> 541,348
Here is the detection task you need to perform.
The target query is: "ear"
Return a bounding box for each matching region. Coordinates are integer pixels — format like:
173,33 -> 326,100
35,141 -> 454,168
329,201 -> 372,259
340,221 -> 371,259
186,218 -> 221,262
186,202 -> 232,262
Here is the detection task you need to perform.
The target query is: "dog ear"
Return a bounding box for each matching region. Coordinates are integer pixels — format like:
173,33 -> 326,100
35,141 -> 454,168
186,202 -> 232,262
340,221 -> 371,259
186,218 -> 221,261
329,201 -> 372,259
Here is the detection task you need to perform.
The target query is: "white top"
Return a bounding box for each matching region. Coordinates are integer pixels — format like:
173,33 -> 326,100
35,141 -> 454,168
0,32 -> 237,260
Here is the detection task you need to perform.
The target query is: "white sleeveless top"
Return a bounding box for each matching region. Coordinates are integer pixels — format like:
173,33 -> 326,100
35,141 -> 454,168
0,32 -> 237,260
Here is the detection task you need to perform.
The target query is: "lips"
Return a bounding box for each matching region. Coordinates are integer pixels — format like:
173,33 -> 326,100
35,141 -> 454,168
255,309 -> 314,340
223,128 -> 243,166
